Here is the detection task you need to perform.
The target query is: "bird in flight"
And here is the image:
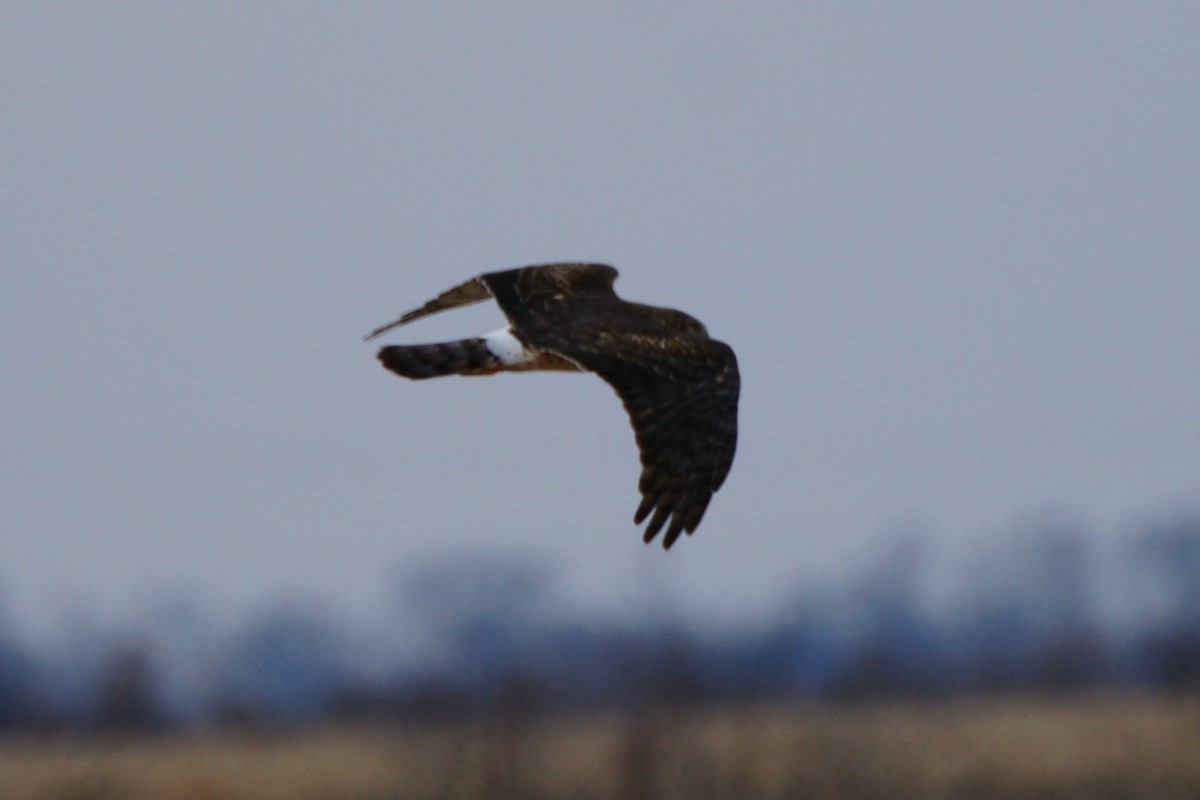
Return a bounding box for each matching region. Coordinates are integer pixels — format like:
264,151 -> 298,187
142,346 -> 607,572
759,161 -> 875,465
366,263 -> 739,549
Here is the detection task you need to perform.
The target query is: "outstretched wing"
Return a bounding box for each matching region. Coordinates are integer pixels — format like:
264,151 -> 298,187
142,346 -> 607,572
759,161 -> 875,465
546,329 -> 739,548
365,276 -> 491,341
365,263 -> 617,342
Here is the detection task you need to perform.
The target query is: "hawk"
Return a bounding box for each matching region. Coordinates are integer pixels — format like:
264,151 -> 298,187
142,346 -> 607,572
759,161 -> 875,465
366,263 -> 739,549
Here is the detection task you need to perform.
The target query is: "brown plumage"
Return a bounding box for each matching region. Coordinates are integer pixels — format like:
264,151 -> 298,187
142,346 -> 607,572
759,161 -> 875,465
366,263 -> 739,549
377,338 -> 501,378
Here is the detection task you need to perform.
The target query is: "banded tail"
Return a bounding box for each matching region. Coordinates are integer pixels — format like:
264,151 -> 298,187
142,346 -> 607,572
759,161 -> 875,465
377,338 -> 501,380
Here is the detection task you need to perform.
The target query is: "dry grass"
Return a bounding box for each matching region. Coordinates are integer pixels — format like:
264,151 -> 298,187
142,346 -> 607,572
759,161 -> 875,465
2,693 -> 1199,799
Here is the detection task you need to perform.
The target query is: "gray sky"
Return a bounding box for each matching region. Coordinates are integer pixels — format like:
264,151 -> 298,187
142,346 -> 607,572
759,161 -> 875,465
3,4 -> 1198,638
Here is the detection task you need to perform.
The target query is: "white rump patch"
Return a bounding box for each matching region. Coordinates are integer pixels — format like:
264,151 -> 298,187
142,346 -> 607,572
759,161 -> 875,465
483,328 -> 537,366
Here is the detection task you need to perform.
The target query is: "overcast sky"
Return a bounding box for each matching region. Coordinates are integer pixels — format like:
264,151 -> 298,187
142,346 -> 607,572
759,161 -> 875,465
3,4 -> 1198,639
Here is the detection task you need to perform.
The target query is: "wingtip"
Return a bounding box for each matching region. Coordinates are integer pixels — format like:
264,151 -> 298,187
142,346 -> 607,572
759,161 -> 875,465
640,522 -> 684,550
636,490 -> 711,549
633,497 -> 655,525
364,319 -> 403,342
662,516 -> 686,549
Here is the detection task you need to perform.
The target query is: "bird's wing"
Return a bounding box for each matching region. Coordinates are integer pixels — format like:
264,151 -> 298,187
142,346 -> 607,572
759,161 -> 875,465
365,276 -> 491,341
546,329 -> 739,548
365,264 -> 618,342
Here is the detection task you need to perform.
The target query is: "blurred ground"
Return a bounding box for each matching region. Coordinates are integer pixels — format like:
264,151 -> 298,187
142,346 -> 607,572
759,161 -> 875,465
3,693 -> 1198,800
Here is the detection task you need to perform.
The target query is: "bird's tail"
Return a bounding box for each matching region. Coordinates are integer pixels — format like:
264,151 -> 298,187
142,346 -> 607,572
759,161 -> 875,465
376,339 -> 502,380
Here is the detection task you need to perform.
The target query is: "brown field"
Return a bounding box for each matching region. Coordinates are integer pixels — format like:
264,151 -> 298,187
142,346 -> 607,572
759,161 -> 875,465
2,694 -> 1199,800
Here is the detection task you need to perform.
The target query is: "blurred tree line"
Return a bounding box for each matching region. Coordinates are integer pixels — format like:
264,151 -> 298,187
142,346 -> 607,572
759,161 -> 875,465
1,513 -> 1198,734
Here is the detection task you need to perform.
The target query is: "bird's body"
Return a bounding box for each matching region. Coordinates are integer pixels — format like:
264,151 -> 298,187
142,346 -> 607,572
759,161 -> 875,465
367,263 -> 739,549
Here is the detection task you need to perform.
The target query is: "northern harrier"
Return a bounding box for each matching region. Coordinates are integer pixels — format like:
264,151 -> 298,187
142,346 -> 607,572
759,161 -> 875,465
366,263 -> 739,549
